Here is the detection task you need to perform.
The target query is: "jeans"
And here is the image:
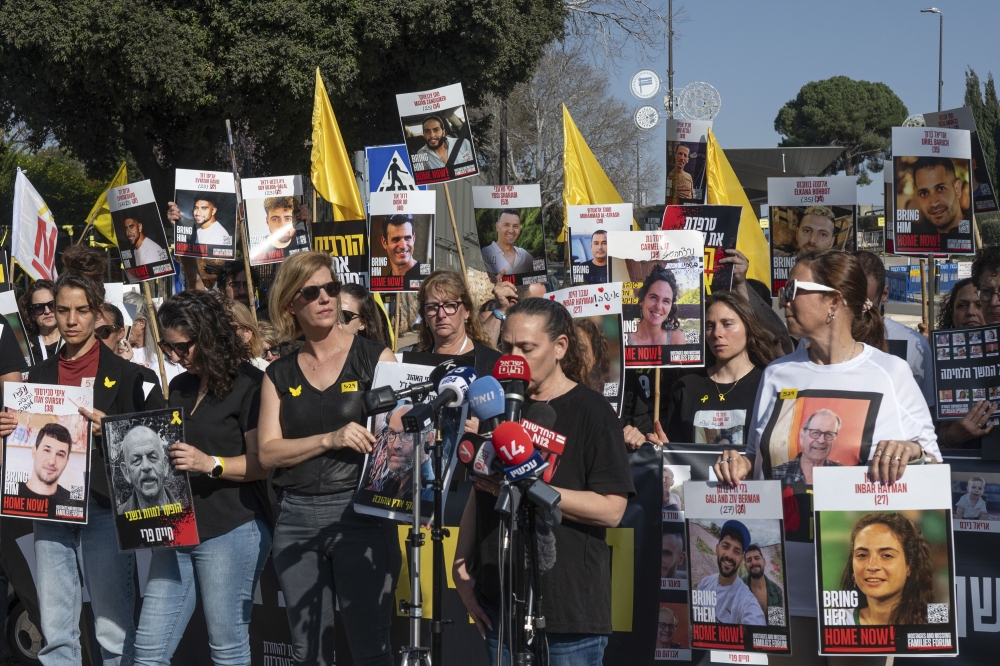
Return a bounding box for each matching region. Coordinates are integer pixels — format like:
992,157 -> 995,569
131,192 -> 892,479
34,498 -> 136,666
482,601 -> 608,666
271,491 -> 401,666
133,518 -> 271,666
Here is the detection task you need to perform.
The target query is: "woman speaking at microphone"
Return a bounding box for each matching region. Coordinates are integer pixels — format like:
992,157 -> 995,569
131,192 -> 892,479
453,297 -> 634,666
257,252 -> 400,666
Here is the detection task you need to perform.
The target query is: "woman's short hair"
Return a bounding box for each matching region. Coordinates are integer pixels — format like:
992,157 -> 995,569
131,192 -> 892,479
638,266 -> 681,330
228,300 -> 262,358
340,283 -> 390,347
267,251 -> 340,341
504,297 -> 584,384
415,271 -> 495,350
573,318 -> 610,391
19,279 -> 56,336
53,272 -> 105,313
100,303 -> 125,329
705,291 -> 777,368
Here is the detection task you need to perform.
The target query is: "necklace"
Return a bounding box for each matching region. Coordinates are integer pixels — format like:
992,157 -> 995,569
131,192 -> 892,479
703,363 -> 753,403
544,375 -> 567,403
434,334 -> 469,355
303,337 -> 347,372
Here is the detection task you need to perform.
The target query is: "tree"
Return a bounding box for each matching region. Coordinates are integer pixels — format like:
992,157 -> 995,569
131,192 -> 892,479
965,68 -> 999,189
0,149 -> 109,230
774,76 -> 908,185
0,0 -> 566,208
475,44 -> 660,261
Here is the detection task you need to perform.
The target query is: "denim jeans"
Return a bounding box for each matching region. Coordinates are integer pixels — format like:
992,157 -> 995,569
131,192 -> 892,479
34,498 -> 136,666
271,491 -> 401,666
482,601 -> 608,666
133,518 -> 270,666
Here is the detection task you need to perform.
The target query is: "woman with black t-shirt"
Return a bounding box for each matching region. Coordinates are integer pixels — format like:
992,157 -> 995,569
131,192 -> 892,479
20,279 -> 63,363
453,297 -> 634,666
258,252 -> 400,666
131,290 -> 271,665
663,291 -> 776,446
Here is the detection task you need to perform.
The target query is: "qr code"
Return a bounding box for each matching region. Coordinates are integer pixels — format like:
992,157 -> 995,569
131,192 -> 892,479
533,259 -> 545,271
420,264 -> 432,275
70,485 -> 84,501
959,220 -> 971,233
768,606 -> 785,627
927,603 -> 949,623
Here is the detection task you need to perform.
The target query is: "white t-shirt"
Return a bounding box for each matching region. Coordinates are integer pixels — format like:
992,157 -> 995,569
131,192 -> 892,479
746,343 -> 940,617
884,317 -> 934,408
134,238 -> 168,266
481,241 -> 534,276
955,493 -> 987,518
194,221 -> 232,246
695,574 -> 766,625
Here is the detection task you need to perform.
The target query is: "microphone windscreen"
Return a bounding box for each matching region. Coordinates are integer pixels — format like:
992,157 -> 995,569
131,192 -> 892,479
492,421 -> 534,467
429,359 -> 463,385
437,366 -> 478,407
493,355 -> 531,383
522,402 -> 557,431
468,377 -> 505,421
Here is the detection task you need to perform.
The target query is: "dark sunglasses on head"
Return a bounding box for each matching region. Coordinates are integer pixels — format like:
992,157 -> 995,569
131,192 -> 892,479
29,301 -> 55,317
95,325 -> 121,340
342,310 -> 361,324
297,281 -> 340,302
158,338 -> 196,358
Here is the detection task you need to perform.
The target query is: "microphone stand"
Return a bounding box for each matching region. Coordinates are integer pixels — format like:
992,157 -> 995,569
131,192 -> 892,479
399,415 -> 435,666
430,409 -> 451,665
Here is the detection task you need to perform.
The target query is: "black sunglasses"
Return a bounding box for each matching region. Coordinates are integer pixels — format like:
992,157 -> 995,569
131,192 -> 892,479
158,339 -> 196,358
29,301 -> 55,317
342,310 -> 360,323
263,345 -> 281,358
95,325 -> 121,340
297,281 -> 340,302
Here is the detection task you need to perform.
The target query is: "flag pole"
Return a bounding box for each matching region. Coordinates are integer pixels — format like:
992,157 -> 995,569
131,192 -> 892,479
76,208 -> 100,246
442,183 -> 468,280
142,280 -> 169,399
225,120 -> 259,326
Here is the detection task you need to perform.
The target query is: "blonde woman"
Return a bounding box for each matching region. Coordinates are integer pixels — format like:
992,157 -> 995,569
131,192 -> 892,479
228,300 -> 266,369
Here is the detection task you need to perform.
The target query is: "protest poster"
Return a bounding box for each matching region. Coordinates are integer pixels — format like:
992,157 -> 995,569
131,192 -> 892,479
369,190 -> 435,292
930,324 -> 999,421
242,175 -> 310,266
354,361 -> 467,523
924,106 -> 999,215
472,185 -> 546,285
813,465 -> 958,657
685,480 -> 791,655
396,83 -> 479,185
567,203 -> 633,285
312,220 -> 370,287
951,468 -> 998,530
366,143 -> 425,196
107,180 -> 174,283
767,176 -> 857,296
892,126 -> 974,256
661,204 -> 742,295
1,383 -> 92,523
101,408 -> 198,550
546,282 -> 625,414
172,169 -> 237,260
0,291 -> 31,366
607,229 -> 704,369
665,119 -> 710,204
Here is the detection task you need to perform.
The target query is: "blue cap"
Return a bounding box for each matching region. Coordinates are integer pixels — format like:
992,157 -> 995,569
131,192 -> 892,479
468,376 -> 505,420
720,520 -> 752,551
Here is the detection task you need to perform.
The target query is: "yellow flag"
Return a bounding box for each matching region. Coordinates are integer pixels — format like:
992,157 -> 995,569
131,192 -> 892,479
88,162 -> 128,243
706,129 -> 771,288
561,105 -> 637,241
311,68 -> 365,221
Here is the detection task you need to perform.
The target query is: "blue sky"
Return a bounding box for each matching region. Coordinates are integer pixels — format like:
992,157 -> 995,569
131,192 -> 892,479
608,0 -> 999,205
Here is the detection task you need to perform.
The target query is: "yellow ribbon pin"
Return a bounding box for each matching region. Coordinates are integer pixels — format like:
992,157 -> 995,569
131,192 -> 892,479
289,385 -> 302,397
104,377 -> 116,388
171,411 -> 182,425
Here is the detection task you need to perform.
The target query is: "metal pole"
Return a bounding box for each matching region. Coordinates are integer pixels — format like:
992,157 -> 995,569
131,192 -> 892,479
636,141 -> 640,206
937,13 -> 943,112
499,102 -> 509,186
928,254 -> 936,335
667,0 -> 674,120
443,183 -> 468,280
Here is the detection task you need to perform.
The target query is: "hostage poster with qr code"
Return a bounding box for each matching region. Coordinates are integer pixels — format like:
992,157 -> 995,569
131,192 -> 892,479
685,479 -> 791,656
396,83 -> 479,185
369,190 -> 436,292
930,324 -> 1000,422
107,180 -> 175,284
923,106 -> 999,215
813,465 -> 958,657
172,169 -> 237,260
242,175 -> 311,266
473,185 -> 547,286
1,383 -> 93,523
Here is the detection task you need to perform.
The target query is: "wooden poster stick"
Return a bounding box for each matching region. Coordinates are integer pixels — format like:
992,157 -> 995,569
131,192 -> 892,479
919,259 -> 928,333
225,119 -> 259,325
653,368 -> 661,424
443,183 -> 468,280
393,295 -> 402,353
142,280 -> 169,399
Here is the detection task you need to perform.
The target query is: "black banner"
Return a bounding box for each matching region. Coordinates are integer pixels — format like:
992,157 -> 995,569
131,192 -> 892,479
312,219 -> 371,288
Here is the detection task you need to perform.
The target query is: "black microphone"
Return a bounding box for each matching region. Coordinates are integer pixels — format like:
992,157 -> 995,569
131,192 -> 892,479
362,359 -> 463,415
522,402 -> 556,431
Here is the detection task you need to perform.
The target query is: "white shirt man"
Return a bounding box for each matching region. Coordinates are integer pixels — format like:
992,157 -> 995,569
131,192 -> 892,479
696,573 -> 766,625
134,237 -> 168,266
195,220 -> 232,246
481,241 -> 533,275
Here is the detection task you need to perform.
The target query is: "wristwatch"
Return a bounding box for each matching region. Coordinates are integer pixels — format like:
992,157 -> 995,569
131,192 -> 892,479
492,308 -> 507,322
209,456 -> 225,478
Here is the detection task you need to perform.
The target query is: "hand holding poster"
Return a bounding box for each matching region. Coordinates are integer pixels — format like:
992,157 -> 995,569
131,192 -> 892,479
472,185 -> 546,285
369,190 -> 435,292
665,119 -> 710,204
813,465 -> 957,657
892,126 -> 974,255
396,83 -> 479,184
242,175 -> 311,265
567,203 -> 632,285
661,205 -> 741,294
2,383 -> 93,523
173,169 -> 237,260
607,230 -> 705,368
107,180 -> 174,283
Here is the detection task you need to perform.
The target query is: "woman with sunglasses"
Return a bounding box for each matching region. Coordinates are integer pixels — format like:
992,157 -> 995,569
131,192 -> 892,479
258,252 -> 400,666
96,303 -> 164,393
131,289 -> 271,666
259,321 -> 283,364
339,283 -> 390,346
20,279 -> 63,363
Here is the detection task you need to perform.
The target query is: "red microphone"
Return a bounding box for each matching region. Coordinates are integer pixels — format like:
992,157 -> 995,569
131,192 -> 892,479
493,421 -> 548,481
493,355 -> 531,423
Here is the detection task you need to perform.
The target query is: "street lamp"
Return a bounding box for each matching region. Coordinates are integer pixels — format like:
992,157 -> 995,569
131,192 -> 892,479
921,7 -> 943,111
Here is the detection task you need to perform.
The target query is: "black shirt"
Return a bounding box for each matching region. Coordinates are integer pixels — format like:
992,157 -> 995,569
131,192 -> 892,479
266,335 -> 386,494
0,322 -> 28,409
580,260 -> 608,284
472,383 -> 635,634
663,367 -> 763,447
168,364 -> 269,540
619,369 -> 654,433
27,337 -> 61,366
17,483 -> 83,519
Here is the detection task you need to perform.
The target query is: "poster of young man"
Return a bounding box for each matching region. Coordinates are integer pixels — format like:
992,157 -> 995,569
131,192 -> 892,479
0,290 -> 32,366
931,324 -> 1000,420
354,362 -> 467,523
172,169 -> 237,260
396,83 -> 479,185
567,203 -> 633,285
101,408 -> 198,550
665,119 -> 710,205
472,185 -> 546,285
813,465 -> 958,657
546,282 -> 625,413
924,106 -> 999,215
1,383 -> 92,523
369,190 -> 435,292
767,176 -> 857,297
107,180 -> 174,283
686,480 -> 791,655
892,126 -> 974,256
661,204 -> 742,295
607,229 -> 705,369
242,175 -> 310,266
311,220 -> 370,287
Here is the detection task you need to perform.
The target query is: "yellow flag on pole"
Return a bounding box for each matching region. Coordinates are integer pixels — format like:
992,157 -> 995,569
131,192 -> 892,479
88,162 -> 128,243
705,129 -> 771,288
561,104 -> 637,241
311,68 -> 365,221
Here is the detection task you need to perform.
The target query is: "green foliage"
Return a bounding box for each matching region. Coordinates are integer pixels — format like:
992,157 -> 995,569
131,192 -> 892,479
774,76 -> 908,184
0,149 -> 108,229
965,68 -> 1000,190
858,214 -> 881,233
979,213 -> 1000,247
677,286 -> 701,305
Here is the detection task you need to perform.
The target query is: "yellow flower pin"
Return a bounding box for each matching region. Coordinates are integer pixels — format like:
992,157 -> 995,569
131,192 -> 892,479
104,377 -> 116,388
289,385 -> 302,397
